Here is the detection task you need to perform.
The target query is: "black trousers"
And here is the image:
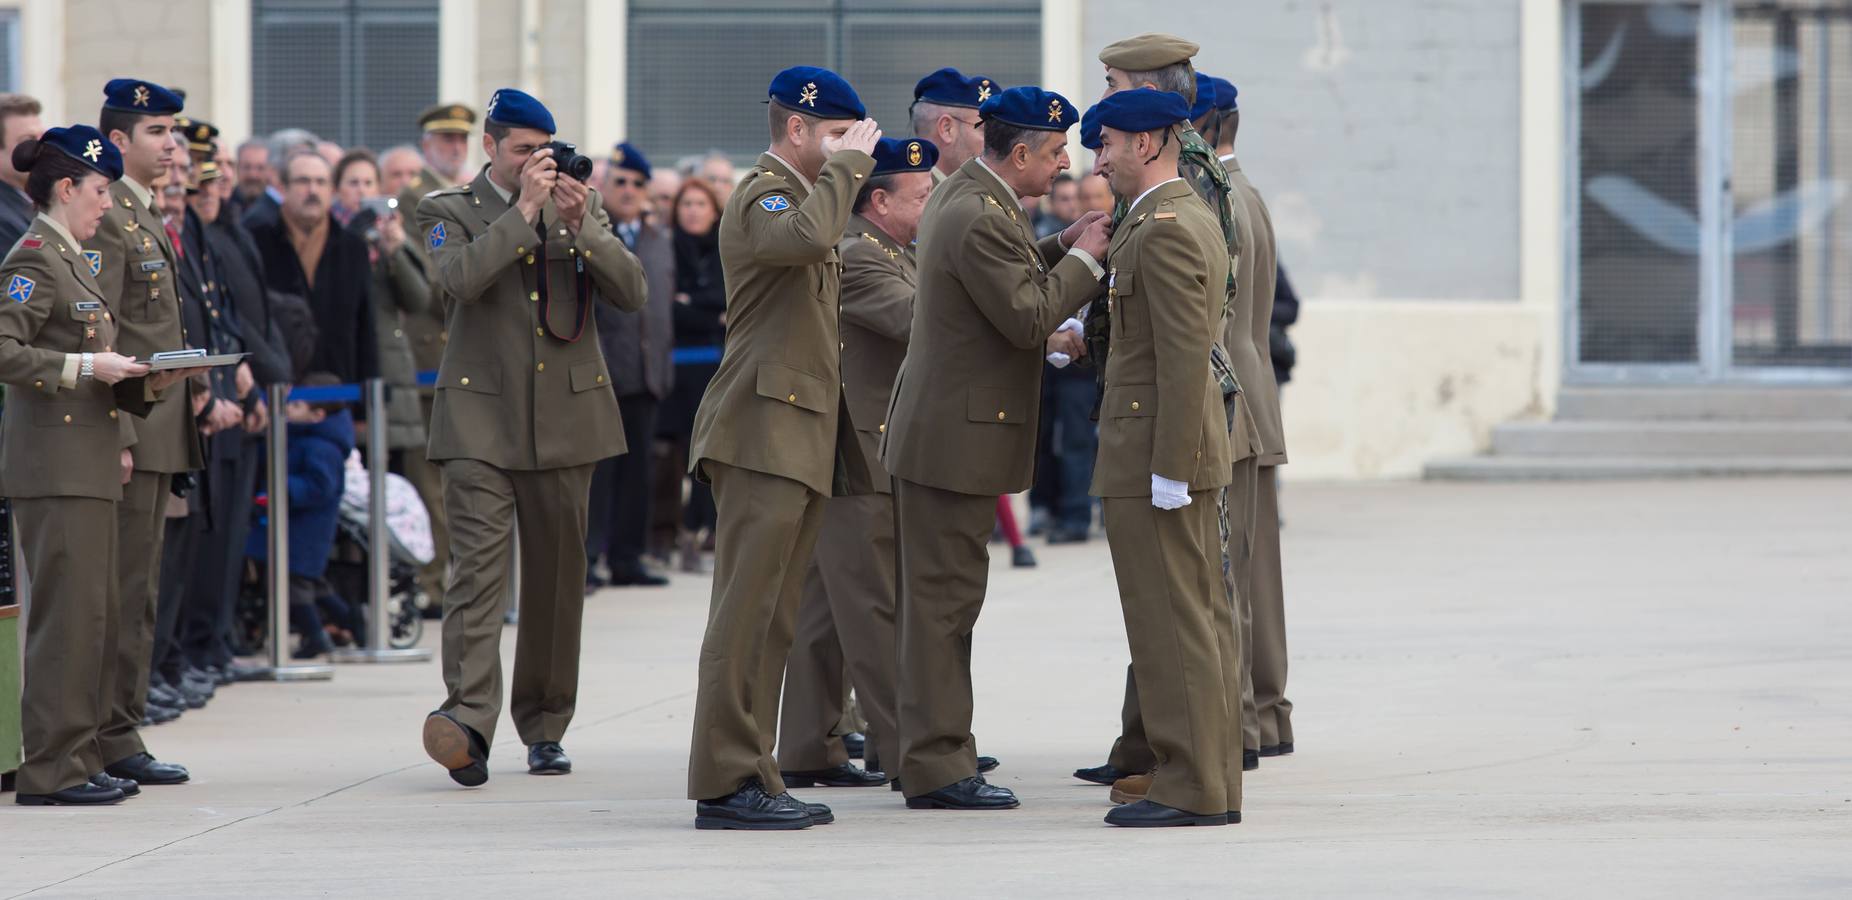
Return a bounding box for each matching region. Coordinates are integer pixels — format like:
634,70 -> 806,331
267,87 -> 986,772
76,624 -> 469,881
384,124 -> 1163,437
151,507 -> 202,685
182,433 -> 261,669
586,393 -> 660,575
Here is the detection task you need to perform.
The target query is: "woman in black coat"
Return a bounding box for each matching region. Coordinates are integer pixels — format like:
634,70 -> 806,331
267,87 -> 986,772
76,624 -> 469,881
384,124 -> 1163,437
657,178 -> 726,571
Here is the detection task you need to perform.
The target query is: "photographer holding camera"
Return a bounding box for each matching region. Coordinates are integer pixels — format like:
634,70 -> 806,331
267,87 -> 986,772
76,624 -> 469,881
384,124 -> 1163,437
413,88 -> 646,788
333,149 -> 432,459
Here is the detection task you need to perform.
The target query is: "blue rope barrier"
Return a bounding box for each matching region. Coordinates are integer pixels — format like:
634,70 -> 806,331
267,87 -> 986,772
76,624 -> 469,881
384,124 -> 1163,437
304,347 -> 724,401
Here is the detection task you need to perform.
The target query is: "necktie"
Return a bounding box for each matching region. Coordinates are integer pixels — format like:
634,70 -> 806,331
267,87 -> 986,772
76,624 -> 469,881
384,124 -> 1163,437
165,220 -> 184,260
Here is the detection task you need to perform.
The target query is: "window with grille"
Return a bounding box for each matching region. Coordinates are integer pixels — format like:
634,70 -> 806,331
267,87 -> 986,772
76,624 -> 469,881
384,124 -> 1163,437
252,0 -> 439,150
626,0 -> 1042,165
0,9 -> 18,94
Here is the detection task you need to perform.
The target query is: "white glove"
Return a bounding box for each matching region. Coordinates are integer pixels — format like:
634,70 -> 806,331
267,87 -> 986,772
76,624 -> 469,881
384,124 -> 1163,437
1045,317 -> 1086,368
1151,474 -> 1192,510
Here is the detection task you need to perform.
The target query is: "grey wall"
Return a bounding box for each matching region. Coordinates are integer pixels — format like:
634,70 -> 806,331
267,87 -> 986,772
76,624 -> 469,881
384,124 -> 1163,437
1082,0 -> 1523,301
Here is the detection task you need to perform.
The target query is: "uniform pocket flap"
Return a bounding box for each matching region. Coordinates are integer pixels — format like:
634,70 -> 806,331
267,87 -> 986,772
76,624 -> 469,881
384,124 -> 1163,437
966,386 -> 1023,424
438,361 -> 500,395
755,363 -> 832,414
570,359 -> 611,393
1110,268 -> 1135,295
1102,384 -> 1159,419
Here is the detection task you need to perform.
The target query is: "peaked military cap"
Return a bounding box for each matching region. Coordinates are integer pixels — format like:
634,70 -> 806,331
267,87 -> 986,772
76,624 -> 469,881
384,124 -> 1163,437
610,141 -> 652,179
40,125 -> 124,181
1190,72 -> 1217,120
979,86 -> 1077,132
1212,77 -> 1239,112
485,88 -> 555,134
183,118 -> 220,156
420,103 -> 477,134
1098,33 -> 1200,70
913,68 -> 1000,110
1093,88 -> 1191,135
102,78 -> 184,115
768,66 -> 865,120
870,137 -> 938,176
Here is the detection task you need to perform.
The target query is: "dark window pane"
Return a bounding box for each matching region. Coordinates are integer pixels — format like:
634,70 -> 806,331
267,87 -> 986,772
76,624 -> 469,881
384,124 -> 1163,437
626,13 -> 832,163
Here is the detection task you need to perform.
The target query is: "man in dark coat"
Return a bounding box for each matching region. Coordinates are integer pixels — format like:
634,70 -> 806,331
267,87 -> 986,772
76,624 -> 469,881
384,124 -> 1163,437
585,142 -> 675,587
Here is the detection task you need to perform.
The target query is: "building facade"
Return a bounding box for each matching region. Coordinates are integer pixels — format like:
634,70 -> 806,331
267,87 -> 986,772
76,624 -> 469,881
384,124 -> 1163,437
8,0 -> 1846,478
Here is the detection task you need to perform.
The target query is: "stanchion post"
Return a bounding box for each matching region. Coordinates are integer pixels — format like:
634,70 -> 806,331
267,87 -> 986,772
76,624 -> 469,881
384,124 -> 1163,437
258,381 -> 333,682
334,379 -> 431,663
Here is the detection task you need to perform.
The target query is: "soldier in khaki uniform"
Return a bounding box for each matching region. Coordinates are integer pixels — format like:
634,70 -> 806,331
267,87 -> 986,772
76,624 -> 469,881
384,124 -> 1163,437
415,89 -> 646,787
882,86 -> 1109,811
685,66 -> 880,832
775,137 -> 937,789
1,126 -> 196,805
89,80 -> 201,790
1087,90 -> 1236,827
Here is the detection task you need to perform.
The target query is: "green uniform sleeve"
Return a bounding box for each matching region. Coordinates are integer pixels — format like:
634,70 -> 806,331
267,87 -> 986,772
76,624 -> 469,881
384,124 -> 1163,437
958,207 -> 1096,350
838,236 -> 913,342
573,194 -> 647,313
0,257 -> 73,394
417,194 -> 528,305
744,151 -> 875,266
1142,221 -> 1215,482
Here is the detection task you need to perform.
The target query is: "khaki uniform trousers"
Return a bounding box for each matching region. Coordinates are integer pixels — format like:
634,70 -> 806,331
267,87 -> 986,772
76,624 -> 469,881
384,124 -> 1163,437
15,496 -> 121,794
686,462 -> 827,800
776,492 -> 900,774
438,458 -> 595,746
893,478 -> 998,798
1102,490 -> 1238,817
1251,466 -> 1293,746
98,470 -> 172,765
403,393 -> 450,607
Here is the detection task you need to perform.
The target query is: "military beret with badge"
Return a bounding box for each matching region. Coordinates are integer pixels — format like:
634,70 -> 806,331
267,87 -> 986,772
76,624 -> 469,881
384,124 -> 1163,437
609,141 -> 652,180
912,68 -> 1000,111
485,87 -> 556,134
978,86 -> 1078,132
870,137 -> 938,176
1091,87 -> 1193,136
767,66 -> 865,120
103,78 -> 184,115
37,124 -> 125,182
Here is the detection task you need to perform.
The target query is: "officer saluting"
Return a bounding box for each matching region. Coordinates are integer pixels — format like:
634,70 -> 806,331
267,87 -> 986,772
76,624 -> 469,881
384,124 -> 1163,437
1088,89 -> 1237,827
684,66 -> 880,831
416,88 -> 646,787
776,136 -> 939,790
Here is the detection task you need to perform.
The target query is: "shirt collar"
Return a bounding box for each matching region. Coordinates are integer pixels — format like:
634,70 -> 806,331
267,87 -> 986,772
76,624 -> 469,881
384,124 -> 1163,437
122,176 -> 156,209
1130,177 -> 1183,214
486,170 -> 516,205
265,183 -> 284,205
34,212 -> 78,250
764,151 -> 814,193
974,157 -> 1023,206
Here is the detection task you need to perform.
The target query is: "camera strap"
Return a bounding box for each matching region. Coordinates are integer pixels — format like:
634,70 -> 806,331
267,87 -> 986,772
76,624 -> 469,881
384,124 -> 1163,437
534,214 -> 592,344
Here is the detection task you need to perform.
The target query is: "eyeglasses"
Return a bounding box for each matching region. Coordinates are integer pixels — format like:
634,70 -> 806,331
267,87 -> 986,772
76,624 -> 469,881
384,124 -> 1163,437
957,117 -> 984,130
610,176 -> 645,188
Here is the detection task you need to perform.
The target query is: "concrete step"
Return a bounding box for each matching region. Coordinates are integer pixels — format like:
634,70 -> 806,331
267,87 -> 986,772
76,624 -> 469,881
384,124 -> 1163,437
1423,455 -> 1852,481
1489,420 -> 1852,458
1556,386 -> 1852,421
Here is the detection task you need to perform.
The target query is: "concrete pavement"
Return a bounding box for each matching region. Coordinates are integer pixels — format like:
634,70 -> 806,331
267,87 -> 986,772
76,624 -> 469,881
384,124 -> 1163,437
3,478 -> 1849,898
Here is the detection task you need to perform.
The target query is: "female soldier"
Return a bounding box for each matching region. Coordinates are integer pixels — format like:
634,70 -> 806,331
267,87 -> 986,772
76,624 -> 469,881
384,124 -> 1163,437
0,126 -> 195,806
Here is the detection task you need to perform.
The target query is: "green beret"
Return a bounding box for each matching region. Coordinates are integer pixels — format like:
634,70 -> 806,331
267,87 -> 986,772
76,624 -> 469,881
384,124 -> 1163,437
1098,33 -> 1200,70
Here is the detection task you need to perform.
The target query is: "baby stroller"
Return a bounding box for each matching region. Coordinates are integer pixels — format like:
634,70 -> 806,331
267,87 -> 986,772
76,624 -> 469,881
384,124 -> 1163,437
237,452 -> 436,654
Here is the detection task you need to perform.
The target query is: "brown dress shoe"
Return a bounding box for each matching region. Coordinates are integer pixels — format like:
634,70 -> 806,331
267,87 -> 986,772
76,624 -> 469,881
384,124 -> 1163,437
1108,772 -> 1153,805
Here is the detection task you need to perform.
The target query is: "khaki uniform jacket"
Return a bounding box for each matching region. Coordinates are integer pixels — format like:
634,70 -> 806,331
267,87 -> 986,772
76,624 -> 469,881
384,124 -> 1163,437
1217,163 -> 1265,463
87,180 -> 202,474
1090,180 -> 1233,498
837,214 -> 916,495
416,168 -> 647,471
0,220 -> 151,500
881,158 -> 1098,497
687,150 -> 877,497
1227,157 -> 1285,466
399,165 -> 452,372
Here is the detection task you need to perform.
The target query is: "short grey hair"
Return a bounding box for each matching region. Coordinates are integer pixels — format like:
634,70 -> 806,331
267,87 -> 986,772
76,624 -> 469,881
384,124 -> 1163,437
380,144 -> 422,166
267,128 -> 322,180
909,100 -> 954,139
1121,62 -> 1196,104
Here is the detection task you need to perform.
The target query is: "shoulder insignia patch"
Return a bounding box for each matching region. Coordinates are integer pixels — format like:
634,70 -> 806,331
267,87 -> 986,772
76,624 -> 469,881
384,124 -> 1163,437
428,222 -> 447,249
19,237 -> 42,250
83,250 -> 102,276
759,195 -> 792,213
7,273 -> 34,303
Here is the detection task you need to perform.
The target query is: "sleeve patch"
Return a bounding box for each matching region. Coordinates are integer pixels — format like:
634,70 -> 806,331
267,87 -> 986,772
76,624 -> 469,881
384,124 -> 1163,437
428,222 -> 447,249
758,195 -> 792,213
7,274 -> 34,303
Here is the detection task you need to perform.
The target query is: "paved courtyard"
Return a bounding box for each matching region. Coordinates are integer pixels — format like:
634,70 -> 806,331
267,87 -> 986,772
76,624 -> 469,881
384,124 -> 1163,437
3,477 -> 1849,898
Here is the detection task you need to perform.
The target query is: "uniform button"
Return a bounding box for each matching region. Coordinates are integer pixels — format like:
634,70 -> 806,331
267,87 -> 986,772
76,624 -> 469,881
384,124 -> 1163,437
530,292 -> 539,301
536,363 -> 545,372
1130,401 -> 1141,411
394,328 -> 404,338
1194,450 -> 1201,459
109,410 -> 118,419
997,411 -> 1006,421
104,313 -> 112,322
33,380 -> 43,388
584,251 -> 593,259
440,331 -> 449,341
878,423 -> 886,433
558,228 -> 568,237
595,374 -> 605,384
460,377 -> 470,386
535,327 -> 545,337
62,414 -> 72,423
517,246 -> 526,255
787,393 -> 797,403
151,272 -> 159,281
87,313 -> 97,322
210,310 -> 219,319
526,255 -> 536,265
569,247 -> 577,256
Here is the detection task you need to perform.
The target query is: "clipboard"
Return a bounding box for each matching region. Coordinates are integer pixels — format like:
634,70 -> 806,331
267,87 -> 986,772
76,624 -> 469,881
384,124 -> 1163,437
146,350 -> 250,371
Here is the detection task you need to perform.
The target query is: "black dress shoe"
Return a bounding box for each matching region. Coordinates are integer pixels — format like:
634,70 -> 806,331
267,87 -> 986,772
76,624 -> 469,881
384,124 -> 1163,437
1073,763 -> 1135,785
977,756 -> 1000,774
227,664 -> 269,683
145,702 -> 181,725
148,682 -> 186,709
1046,528 -> 1090,545
105,753 -> 189,786
1105,799 -> 1227,827
608,567 -> 669,587
183,668 -> 218,697
173,679 -> 210,709
528,741 -> 572,775
16,782 -> 125,806
91,772 -> 140,797
1226,811 -> 1242,824
841,731 -> 866,759
1010,546 -> 1037,568
778,793 -> 834,825
1244,749 -> 1260,771
1259,742 -> 1294,757
206,665 -> 234,686
423,711 -> 489,787
780,762 -> 886,788
695,779 -> 815,831
905,776 -> 1019,810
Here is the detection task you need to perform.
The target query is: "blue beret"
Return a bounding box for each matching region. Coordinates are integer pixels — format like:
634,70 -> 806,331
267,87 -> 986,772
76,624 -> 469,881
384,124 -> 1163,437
40,125 -> 124,182
979,86 -> 1077,132
913,68 -> 1000,110
102,78 -> 183,116
870,137 -> 938,176
1094,88 -> 1192,135
1078,104 -> 1103,151
769,66 -> 865,120
609,142 -> 651,179
1190,73 -> 1217,120
1213,77 -> 1239,112
485,88 -> 556,134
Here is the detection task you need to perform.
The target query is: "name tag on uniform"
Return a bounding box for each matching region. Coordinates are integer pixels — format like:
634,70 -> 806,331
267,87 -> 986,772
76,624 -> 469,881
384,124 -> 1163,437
139,259 -> 167,273
75,301 -> 102,311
